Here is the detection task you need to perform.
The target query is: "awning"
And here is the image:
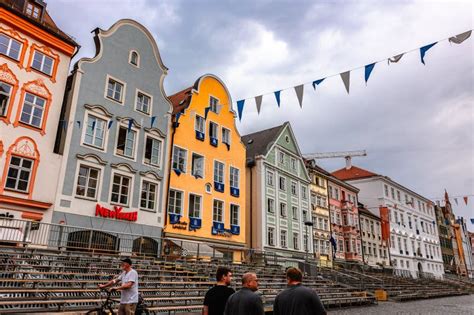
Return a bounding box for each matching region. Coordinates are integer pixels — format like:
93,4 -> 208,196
167,238 -> 223,258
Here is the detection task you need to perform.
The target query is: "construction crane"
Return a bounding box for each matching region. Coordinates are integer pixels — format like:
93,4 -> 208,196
303,150 -> 367,169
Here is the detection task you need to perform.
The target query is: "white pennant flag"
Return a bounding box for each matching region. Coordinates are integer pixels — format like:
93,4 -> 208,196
255,95 -> 263,114
340,71 -> 350,94
294,84 -> 304,108
388,53 -> 404,64
449,30 -> 472,44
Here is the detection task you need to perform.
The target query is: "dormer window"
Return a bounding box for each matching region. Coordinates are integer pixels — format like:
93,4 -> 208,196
129,51 -> 139,67
25,1 -> 43,20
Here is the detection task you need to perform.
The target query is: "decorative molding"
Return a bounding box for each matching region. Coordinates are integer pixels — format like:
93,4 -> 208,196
0,63 -> 19,125
116,116 -> 141,128
139,170 -> 162,181
0,26 -> 28,68
144,127 -> 166,138
111,162 -> 137,173
0,140 -> 3,158
76,153 -> 108,165
84,104 -> 113,118
26,43 -> 61,83
22,78 -> 51,98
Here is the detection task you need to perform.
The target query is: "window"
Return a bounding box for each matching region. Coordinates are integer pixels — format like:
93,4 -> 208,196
191,153 -> 204,178
267,171 -> 274,186
168,189 -> 183,215
5,156 -> 33,192
130,51 -> 139,66
293,233 -> 299,250
280,202 -> 287,217
267,198 -> 275,213
116,126 -> 136,158
329,186 -> 333,198
106,78 -> 124,103
278,151 -> 285,164
384,184 -> 389,197
268,227 -> 275,246
230,167 -> 239,188
209,96 -> 219,113
0,34 -> 21,60
281,230 -> 287,248
279,176 -> 286,191
214,161 -> 224,183
111,173 -> 131,206
189,194 -> 201,218
0,82 -> 12,117
136,92 -> 151,114
209,122 -> 218,139
84,115 -> 106,149
172,146 -> 187,172
230,204 -> 239,225
334,188 -> 339,200
291,181 -> 297,196
31,51 -> 53,75
302,209 -> 308,222
75,165 -> 100,199
144,136 -> 162,167
140,180 -> 157,211
391,187 -> 395,199
301,186 -> 307,199
195,115 -> 205,133
290,158 -> 297,171
397,190 -> 401,201
26,2 -> 42,19
20,92 -> 45,128
213,200 -> 223,222
292,206 -> 298,220
222,128 -> 230,145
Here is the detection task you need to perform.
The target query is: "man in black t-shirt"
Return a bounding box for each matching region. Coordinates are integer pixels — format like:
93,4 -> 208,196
203,266 -> 235,315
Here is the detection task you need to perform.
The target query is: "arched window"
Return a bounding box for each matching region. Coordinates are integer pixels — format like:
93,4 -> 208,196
133,237 -> 159,257
129,51 -> 139,67
67,230 -> 119,253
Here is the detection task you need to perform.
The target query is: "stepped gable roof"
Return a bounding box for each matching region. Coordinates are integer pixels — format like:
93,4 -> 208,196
332,165 -> 379,181
241,123 -> 286,160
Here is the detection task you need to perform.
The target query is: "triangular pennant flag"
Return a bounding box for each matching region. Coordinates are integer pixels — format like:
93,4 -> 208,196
449,30 -> 472,44
364,63 -> 376,84
463,196 -> 468,205
340,71 -> 350,94
108,120 -> 114,129
255,95 -> 263,114
436,200 -> 440,206
204,106 -> 211,119
388,54 -> 404,64
128,119 -> 133,132
91,120 -> 96,131
236,100 -> 245,121
454,198 -> 458,205
150,116 -> 157,128
294,84 -> 304,108
174,112 -> 181,127
312,78 -> 325,90
76,120 -> 81,129
274,90 -> 281,107
470,218 -> 474,224
420,42 -> 437,65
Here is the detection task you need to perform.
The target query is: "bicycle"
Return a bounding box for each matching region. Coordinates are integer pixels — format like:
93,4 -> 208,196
86,289 -> 150,315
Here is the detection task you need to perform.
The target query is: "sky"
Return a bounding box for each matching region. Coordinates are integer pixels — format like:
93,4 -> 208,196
48,0 -> 473,230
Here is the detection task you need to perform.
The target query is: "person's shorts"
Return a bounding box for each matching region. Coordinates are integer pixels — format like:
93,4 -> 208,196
118,303 -> 137,315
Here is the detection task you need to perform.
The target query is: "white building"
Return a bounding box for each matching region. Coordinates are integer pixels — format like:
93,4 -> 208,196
332,165 -> 444,279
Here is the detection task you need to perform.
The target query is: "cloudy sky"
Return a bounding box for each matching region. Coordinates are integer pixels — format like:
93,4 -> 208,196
48,0 -> 473,229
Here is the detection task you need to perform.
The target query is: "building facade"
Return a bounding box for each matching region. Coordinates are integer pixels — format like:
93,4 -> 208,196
434,202 -> 459,274
244,122 -> 312,265
52,19 -> 172,255
327,174 -> 362,264
359,205 -> 390,267
0,0 -> 77,230
333,165 -> 444,278
469,231 -> 474,278
163,74 -> 246,261
457,217 -> 474,278
305,160 -> 332,267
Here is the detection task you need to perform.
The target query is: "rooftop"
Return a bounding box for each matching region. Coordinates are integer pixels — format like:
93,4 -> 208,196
241,123 -> 286,160
332,165 -> 379,181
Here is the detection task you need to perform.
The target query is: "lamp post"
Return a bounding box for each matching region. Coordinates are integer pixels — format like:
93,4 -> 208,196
304,220 -> 314,261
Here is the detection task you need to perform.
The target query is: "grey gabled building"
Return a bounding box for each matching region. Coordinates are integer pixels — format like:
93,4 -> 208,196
52,19 -> 172,255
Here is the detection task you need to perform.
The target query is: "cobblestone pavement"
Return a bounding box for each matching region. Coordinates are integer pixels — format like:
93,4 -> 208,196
328,295 -> 474,315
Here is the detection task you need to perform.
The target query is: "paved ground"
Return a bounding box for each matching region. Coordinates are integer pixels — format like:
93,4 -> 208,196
328,295 -> 474,315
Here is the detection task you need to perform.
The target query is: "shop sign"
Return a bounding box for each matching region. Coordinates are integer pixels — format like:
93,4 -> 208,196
0,212 -> 14,219
95,204 -> 138,222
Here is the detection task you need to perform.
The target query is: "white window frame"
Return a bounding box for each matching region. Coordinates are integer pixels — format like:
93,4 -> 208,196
278,150 -> 285,164
114,123 -> 138,161
209,95 -> 219,113
168,188 -> 184,215
4,155 -> 33,192
80,110 -> 110,153
74,163 -> 101,200
268,227 -> 275,246
280,202 -> 287,218
292,206 -> 298,220
134,89 -> 152,116
109,170 -> 133,207
229,166 -> 239,189
281,230 -> 287,248
301,185 -> 307,199
209,121 -> 218,139
230,204 -> 240,226
279,176 -> 286,191
195,115 -> 205,133
172,145 -> 187,173
191,152 -> 205,178
267,198 -> 275,214
213,199 -> 224,223
143,133 -> 163,168
139,178 -> 159,212
82,113 -> 107,150
267,170 -> 274,187
290,157 -> 297,171
188,192 -> 202,219
0,33 -> 22,60
0,81 -> 12,117
293,232 -> 299,250
222,127 -> 231,145
213,160 -> 225,184
291,181 -> 297,196
31,50 -> 54,76
104,74 -> 126,104
19,92 -> 46,128
129,50 -> 140,67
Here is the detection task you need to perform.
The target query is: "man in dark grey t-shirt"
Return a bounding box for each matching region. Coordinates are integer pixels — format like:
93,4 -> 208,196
273,267 -> 326,315
224,272 -> 264,315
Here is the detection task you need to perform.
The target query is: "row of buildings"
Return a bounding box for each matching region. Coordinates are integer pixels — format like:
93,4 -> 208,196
0,0 -> 472,279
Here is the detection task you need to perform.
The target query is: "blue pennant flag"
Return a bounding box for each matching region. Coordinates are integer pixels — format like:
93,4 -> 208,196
236,100 -> 245,121
364,63 -> 376,84
274,90 -> 281,107
471,218 -> 474,224
312,78 -> 325,90
420,42 -> 437,65
150,116 -> 157,128
128,119 -> 133,132
174,112 -> 181,127
107,120 -> 114,129
91,120 -> 96,131
76,120 -> 81,129
204,106 -> 211,119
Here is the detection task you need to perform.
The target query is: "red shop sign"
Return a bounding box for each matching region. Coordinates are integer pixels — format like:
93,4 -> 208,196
95,204 -> 138,222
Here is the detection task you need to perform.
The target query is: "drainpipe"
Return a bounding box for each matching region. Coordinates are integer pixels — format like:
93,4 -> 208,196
358,207 -> 366,265
247,159 -> 255,249
164,114 -> 177,228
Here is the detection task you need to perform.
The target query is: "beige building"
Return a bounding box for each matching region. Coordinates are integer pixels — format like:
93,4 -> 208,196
359,206 -> 390,267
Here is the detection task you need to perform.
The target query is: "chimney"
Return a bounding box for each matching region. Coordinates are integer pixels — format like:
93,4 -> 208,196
345,156 -> 352,170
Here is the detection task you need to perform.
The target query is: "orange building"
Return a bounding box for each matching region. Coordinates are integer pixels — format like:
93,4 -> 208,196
164,74 -> 247,261
0,0 -> 78,229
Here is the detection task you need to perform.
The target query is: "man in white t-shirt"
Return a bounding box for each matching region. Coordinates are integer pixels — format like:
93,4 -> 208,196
98,258 -> 139,315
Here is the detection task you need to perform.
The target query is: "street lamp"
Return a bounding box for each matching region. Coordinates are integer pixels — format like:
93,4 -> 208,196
304,220 -> 314,275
